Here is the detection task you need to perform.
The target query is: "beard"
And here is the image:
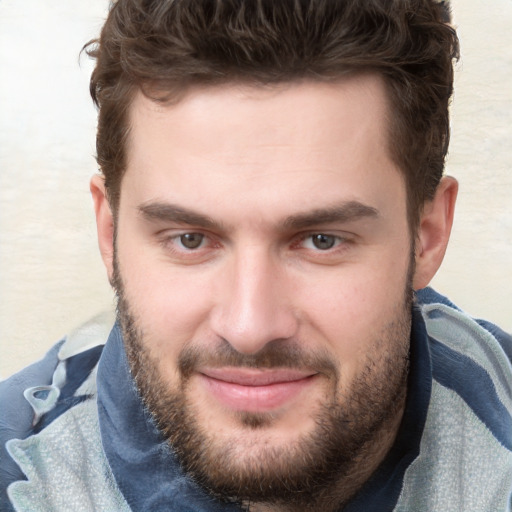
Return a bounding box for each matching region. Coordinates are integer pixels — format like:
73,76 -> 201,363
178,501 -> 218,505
113,259 -> 412,511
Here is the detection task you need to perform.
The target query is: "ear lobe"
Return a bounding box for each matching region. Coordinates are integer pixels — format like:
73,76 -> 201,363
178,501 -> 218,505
413,176 -> 458,290
90,174 -> 115,284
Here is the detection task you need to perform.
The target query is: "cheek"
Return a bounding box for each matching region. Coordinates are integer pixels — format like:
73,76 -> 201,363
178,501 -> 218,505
133,270 -> 211,329
294,251 -> 411,360
116,239 -> 215,361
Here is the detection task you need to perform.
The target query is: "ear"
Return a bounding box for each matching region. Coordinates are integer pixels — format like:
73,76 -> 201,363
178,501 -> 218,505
413,176 -> 458,290
90,174 -> 115,284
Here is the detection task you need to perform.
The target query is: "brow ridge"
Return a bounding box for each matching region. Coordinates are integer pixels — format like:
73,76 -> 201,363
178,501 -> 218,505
283,201 -> 379,230
138,200 -> 379,231
138,202 -> 220,229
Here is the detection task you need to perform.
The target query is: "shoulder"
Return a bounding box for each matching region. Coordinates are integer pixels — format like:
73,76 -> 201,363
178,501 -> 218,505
0,311 -> 115,510
395,288 -> 512,511
1,310 -> 115,437
415,288 -> 511,411
416,286 -> 512,366
416,286 -> 512,454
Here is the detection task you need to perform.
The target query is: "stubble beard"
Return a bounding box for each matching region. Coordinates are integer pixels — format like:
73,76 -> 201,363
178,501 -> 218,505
113,259 -> 412,511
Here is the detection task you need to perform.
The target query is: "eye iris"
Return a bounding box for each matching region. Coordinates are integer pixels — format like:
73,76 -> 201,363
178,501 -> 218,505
312,234 -> 335,250
180,233 -> 203,249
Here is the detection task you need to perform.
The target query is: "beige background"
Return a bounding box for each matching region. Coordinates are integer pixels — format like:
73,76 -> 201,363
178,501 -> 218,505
1,0 -> 511,378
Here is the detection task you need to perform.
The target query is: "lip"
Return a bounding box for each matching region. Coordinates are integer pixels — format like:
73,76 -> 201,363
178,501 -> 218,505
198,367 -> 317,412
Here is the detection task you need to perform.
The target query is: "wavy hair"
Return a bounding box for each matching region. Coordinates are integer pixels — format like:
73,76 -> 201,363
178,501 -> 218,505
86,0 -> 459,230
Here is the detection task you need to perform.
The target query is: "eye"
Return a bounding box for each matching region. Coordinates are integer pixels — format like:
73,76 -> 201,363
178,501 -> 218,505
178,233 -> 205,249
306,233 -> 339,250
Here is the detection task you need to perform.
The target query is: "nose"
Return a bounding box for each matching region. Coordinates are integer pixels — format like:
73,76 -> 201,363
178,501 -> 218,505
210,247 -> 299,355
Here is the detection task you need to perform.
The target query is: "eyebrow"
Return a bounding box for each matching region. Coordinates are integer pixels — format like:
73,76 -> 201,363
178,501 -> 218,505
138,202 -> 222,230
282,201 -> 379,230
138,200 -> 379,231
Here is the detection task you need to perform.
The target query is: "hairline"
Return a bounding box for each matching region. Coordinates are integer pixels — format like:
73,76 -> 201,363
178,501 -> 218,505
110,72 -> 426,240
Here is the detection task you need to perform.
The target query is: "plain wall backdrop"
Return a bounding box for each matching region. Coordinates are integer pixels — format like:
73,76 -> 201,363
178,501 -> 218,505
1,0 -> 511,378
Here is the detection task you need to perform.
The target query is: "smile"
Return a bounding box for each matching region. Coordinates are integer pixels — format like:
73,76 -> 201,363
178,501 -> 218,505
198,368 -> 318,412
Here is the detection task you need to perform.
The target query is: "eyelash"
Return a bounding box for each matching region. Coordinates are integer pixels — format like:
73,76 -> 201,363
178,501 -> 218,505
159,232 -> 213,254
158,231 -> 353,262
297,233 -> 347,251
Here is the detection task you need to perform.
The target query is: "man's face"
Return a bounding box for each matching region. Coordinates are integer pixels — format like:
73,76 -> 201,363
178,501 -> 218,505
113,76 -> 413,507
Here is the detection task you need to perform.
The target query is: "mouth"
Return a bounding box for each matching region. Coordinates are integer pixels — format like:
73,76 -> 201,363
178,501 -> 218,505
198,367 -> 318,413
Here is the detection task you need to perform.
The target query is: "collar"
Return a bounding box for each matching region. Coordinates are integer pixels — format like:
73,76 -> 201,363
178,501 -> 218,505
342,305 -> 433,511
97,307 -> 432,512
96,324 -> 239,512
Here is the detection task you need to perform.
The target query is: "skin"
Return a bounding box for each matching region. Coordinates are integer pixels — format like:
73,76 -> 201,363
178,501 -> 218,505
91,75 -> 458,510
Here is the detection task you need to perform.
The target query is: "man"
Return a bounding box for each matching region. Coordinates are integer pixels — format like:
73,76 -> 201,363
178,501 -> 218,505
1,0 -> 511,511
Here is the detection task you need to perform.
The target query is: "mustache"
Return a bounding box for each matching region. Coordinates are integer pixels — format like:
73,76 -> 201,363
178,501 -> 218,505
178,339 -> 339,381
113,266 -> 339,384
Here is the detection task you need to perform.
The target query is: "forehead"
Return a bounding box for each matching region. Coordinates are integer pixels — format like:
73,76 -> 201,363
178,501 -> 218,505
122,76 -> 405,226
128,75 -> 391,157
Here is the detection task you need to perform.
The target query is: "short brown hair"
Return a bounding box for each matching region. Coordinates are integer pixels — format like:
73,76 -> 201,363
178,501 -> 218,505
86,0 -> 459,230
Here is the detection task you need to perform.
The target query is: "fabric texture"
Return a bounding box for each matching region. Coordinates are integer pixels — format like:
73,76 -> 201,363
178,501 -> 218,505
1,288 -> 511,511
